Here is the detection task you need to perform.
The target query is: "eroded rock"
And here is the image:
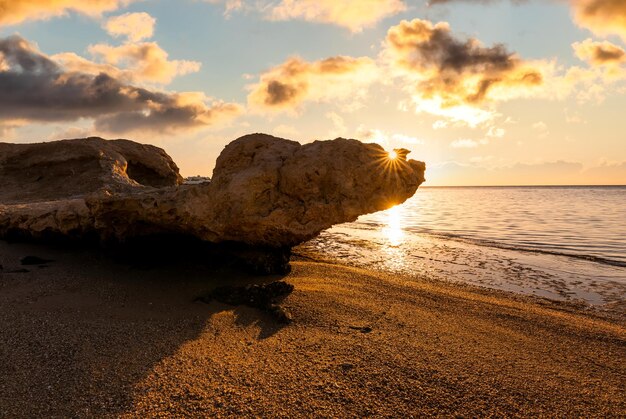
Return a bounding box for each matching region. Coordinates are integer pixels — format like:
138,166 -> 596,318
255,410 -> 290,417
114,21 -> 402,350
0,134 -> 426,272
0,137 -> 183,204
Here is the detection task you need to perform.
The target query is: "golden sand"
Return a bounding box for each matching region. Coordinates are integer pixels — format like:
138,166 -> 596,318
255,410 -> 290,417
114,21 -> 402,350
0,241 -> 624,417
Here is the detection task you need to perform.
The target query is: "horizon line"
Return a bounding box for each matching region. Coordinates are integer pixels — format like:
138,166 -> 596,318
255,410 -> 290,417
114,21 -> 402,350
421,184 -> 626,188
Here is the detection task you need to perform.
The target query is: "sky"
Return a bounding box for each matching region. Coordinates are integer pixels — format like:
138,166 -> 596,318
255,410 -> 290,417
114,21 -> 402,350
1,0 -> 626,185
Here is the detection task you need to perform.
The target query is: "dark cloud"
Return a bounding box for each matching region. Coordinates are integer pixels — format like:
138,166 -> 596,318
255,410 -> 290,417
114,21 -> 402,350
593,46 -> 625,61
264,80 -> 301,106
385,19 -> 544,107
248,56 -> 378,111
0,35 -> 241,133
95,100 -> 242,133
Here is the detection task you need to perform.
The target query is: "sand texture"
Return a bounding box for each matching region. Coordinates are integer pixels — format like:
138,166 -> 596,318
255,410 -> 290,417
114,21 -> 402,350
0,240 -> 624,417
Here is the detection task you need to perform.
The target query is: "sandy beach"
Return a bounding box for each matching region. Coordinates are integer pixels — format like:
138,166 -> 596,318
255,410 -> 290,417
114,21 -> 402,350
0,239 -> 624,417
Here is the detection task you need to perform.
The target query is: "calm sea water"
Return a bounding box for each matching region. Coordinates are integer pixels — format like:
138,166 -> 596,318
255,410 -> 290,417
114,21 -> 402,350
300,186 -> 626,310
365,186 -> 626,266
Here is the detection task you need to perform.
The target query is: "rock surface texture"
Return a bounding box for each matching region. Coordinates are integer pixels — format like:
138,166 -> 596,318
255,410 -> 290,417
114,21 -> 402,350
0,134 -> 425,265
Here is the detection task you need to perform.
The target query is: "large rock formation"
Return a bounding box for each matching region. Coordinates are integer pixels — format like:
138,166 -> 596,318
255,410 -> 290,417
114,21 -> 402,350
0,134 -> 425,272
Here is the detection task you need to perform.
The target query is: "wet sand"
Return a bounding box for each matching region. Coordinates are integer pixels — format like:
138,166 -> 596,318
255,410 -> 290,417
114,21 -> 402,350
0,240 -> 625,417
300,227 -> 626,315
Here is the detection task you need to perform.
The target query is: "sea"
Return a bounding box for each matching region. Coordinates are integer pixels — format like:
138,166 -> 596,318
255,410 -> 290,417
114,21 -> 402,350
299,186 -> 626,313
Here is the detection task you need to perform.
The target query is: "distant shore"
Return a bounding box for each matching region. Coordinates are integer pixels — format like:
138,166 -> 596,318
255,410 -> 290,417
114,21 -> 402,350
0,240 -> 624,417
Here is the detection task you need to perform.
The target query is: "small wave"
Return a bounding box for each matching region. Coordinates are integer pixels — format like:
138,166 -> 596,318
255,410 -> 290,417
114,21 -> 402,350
412,229 -> 626,268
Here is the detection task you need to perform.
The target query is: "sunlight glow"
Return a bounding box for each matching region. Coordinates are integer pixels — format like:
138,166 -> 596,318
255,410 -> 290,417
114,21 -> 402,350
411,96 -> 495,127
388,150 -> 399,160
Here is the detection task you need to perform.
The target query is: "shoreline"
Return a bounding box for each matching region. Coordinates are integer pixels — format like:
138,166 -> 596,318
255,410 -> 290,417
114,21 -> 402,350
293,246 -> 626,325
298,226 -> 626,319
1,240 -> 625,417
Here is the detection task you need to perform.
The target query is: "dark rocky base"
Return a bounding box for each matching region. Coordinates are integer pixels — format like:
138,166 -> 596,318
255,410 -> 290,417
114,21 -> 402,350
111,235 -> 293,276
1,232 -> 293,276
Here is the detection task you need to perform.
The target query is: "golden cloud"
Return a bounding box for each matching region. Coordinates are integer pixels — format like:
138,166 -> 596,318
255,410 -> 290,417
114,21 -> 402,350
0,0 -> 136,26
52,52 -> 131,81
573,38 -> 626,66
572,0 -> 626,42
87,42 -> 201,84
247,56 -> 379,111
104,12 -> 156,42
383,19 -> 547,125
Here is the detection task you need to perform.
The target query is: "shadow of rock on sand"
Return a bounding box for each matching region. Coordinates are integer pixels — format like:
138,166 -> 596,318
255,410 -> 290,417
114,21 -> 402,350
0,239 -> 289,417
206,303 -> 289,340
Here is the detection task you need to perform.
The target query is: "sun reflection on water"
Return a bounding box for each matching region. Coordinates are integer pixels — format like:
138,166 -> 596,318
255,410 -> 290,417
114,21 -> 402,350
382,205 -> 405,247
380,205 -> 409,271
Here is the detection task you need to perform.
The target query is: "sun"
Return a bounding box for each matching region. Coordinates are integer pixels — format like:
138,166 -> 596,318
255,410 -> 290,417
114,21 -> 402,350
374,148 -> 410,174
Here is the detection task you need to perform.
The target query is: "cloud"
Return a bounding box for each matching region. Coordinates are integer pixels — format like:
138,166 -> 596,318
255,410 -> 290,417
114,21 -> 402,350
207,0 -> 406,31
573,38 -> 626,66
84,42 -> 201,84
51,51 -> 132,81
0,0 -> 137,26
268,0 -> 406,32
103,12 -> 156,42
0,35 -> 241,134
50,13 -> 200,86
52,44 -> 202,85
382,19 -> 547,125
94,92 -> 242,134
572,0 -> 626,42
552,56 -> 626,104
247,55 -> 379,112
